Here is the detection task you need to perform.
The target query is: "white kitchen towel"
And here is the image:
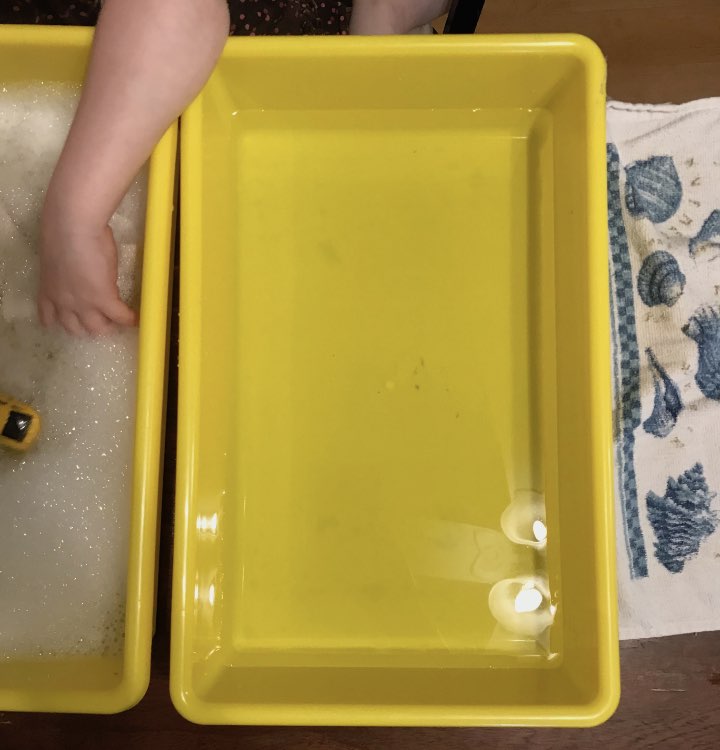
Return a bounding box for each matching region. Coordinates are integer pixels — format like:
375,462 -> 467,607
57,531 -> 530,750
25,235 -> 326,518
608,100 -> 720,639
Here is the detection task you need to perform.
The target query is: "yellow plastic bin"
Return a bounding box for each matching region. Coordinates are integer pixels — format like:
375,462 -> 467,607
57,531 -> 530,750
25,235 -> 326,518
0,26 -> 176,713
173,35 -> 617,726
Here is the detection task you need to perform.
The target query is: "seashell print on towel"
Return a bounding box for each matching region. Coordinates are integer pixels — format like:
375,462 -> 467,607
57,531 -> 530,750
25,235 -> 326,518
636,250 -> 686,307
689,209 -> 720,259
625,155 -> 682,224
643,347 -> 683,438
647,463 -> 718,573
682,306 -> 720,400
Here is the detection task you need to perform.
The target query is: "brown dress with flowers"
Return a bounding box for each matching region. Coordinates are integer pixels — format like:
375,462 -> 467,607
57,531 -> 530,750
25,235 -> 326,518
1,1 -> 353,35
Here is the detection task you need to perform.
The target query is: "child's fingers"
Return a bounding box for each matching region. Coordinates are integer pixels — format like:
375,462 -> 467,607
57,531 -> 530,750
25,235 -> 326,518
104,298 -> 138,328
38,298 -> 57,328
83,310 -> 116,336
59,310 -> 88,337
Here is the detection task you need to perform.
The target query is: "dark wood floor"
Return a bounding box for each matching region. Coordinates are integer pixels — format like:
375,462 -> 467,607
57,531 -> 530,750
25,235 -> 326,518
4,631 -> 720,749
479,0 -> 720,103
3,1 -> 720,748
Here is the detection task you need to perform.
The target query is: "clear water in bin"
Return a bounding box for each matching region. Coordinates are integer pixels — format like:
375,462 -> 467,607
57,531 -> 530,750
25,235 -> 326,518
212,107 -> 560,667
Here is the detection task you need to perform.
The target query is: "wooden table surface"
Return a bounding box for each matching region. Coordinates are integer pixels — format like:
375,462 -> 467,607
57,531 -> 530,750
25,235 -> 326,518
3,1 -> 720,747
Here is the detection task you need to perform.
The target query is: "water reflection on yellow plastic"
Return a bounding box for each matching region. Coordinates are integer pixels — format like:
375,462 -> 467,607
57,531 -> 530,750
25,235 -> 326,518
532,519 -> 547,544
196,513 -> 219,535
514,582 -> 544,613
488,576 -> 555,638
500,490 -> 547,550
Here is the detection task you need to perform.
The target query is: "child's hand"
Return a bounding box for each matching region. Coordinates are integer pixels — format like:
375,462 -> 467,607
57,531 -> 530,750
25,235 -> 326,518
351,0 -> 451,34
38,206 -> 136,336
35,0 -> 229,337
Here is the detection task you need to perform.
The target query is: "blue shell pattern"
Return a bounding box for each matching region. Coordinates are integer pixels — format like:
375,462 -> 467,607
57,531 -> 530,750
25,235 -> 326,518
689,209 -> 720,258
647,463 -> 718,573
637,250 -> 686,307
682,306 -> 720,400
625,155 -> 682,224
643,348 -> 683,438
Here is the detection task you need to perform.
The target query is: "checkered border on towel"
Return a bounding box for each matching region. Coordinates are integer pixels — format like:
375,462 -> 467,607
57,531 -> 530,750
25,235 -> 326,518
608,143 -> 648,578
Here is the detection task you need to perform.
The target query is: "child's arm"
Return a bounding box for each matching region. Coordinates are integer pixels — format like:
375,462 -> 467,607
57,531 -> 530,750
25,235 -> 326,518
40,0 -> 229,335
350,0 -> 451,34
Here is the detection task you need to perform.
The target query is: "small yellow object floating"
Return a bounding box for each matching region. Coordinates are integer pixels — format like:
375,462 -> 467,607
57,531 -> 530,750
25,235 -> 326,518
0,393 -> 41,452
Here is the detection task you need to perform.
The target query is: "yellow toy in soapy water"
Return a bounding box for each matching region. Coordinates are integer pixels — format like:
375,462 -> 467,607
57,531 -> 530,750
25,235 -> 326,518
0,393 -> 41,451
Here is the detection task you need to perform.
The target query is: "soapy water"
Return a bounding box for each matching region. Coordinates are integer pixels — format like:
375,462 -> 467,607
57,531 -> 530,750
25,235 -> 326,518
0,83 -> 147,658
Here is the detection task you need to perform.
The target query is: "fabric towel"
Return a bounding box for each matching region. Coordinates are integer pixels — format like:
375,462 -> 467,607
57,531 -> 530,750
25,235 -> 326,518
608,99 -> 720,639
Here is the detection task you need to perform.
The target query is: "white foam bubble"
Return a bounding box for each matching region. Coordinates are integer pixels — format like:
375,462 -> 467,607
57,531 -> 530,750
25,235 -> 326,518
0,83 -> 147,658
